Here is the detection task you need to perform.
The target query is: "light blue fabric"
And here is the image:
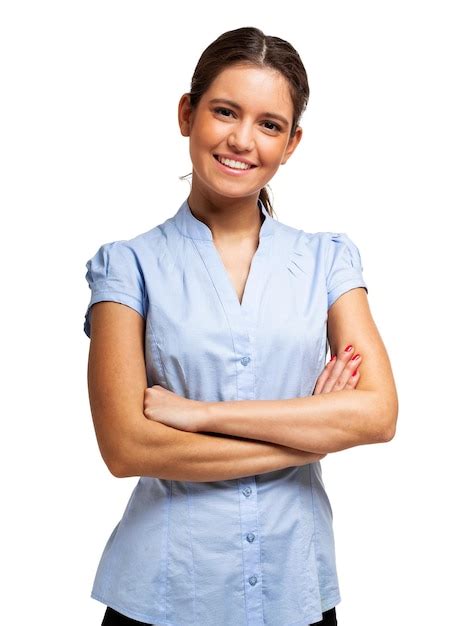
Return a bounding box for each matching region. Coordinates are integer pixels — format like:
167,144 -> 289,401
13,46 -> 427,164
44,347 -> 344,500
84,198 -> 368,625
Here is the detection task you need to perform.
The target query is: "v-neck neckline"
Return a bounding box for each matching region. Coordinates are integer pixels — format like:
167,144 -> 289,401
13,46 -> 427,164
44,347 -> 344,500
177,198 -> 275,312
212,240 -> 260,308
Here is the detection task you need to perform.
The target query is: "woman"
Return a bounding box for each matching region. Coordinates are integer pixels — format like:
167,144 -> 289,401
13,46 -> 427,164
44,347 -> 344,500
84,27 -> 398,626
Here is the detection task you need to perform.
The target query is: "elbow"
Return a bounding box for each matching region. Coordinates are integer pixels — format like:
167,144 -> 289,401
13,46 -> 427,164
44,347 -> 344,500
102,438 -> 137,479
108,458 -> 131,478
103,452 -> 131,478
373,399 -> 399,443
377,420 -> 397,443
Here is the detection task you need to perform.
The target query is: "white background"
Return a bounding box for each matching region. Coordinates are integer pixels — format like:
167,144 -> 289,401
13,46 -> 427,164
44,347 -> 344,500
1,1 -> 468,624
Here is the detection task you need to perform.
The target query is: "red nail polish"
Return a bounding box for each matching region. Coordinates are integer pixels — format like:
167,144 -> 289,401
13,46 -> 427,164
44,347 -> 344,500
352,369 -> 358,376
345,344 -> 353,352
329,355 -> 336,362
352,353 -> 360,360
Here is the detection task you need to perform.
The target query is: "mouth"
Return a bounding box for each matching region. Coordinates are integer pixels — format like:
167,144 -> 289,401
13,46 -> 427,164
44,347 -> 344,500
213,154 -> 258,172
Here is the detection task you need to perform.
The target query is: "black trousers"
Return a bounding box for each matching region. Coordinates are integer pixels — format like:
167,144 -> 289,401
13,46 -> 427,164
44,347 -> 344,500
102,605 -> 337,625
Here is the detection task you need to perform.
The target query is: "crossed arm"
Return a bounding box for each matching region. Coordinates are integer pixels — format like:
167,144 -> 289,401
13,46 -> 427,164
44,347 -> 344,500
198,387 -> 393,455
87,287 -> 398,481
143,287 -> 398,454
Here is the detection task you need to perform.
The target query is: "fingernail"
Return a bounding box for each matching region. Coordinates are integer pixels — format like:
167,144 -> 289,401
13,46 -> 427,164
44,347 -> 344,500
329,355 -> 337,362
345,344 -> 353,352
352,353 -> 361,360
352,369 -> 358,376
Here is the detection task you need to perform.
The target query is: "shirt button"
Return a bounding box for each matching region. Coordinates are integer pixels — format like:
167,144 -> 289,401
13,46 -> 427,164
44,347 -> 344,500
248,575 -> 258,586
240,356 -> 251,366
242,487 -> 252,497
246,533 -> 255,543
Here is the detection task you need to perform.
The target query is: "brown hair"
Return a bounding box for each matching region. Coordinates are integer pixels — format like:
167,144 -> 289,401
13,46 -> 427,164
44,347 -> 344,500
181,26 -> 310,218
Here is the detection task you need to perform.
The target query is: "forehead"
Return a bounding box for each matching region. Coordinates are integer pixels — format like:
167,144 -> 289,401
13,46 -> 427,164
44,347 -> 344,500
202,64 -> 293,116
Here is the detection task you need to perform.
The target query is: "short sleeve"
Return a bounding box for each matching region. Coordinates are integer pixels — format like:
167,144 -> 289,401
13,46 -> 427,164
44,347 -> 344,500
83,240 -> 146,339
325,232 -> 368,310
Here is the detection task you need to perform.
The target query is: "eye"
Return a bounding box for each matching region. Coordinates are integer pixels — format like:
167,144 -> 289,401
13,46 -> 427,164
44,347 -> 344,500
214,107 -> 234,118
262,120 -> 281,132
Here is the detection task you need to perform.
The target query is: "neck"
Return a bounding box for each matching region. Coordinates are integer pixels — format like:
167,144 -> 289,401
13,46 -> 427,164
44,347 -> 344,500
187,189 -> 263,244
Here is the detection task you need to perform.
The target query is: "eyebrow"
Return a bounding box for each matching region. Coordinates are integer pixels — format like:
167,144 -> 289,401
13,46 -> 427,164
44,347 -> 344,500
208,98 -> 289,126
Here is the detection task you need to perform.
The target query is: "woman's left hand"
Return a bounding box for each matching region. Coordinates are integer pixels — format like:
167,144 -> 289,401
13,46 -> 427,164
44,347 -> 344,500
143,385 -> 204,432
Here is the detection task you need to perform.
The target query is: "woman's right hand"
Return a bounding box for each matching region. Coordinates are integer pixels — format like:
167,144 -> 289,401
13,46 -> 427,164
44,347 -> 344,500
305,345 -> 362,463
313,344 -> 362,395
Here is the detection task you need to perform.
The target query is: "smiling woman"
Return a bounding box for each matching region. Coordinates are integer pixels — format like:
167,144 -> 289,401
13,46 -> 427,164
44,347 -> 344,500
178,62 -> 303,216
84,25 -> 397,626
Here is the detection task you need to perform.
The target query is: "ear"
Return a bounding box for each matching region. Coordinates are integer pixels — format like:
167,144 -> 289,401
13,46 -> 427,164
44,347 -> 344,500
281,126 -> 303,165
178,93 -> 193,137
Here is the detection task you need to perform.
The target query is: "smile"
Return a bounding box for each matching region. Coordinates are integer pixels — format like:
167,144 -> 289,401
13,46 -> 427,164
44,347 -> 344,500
213,154 -> 257,174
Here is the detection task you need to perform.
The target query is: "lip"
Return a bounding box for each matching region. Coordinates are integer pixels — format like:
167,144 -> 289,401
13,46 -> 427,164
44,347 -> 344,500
213,153 -> 258,167
213,154 -> 257,176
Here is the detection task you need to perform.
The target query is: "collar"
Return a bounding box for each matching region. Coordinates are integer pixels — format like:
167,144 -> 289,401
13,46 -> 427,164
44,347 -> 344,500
175,197 -> 275,241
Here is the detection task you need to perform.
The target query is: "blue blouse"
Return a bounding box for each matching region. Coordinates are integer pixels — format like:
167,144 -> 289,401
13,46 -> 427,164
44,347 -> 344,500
84,197 -> 368,626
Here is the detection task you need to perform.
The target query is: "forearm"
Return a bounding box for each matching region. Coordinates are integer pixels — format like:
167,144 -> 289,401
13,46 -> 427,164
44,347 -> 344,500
119,416 -> 325,482
201,389 -> 396,455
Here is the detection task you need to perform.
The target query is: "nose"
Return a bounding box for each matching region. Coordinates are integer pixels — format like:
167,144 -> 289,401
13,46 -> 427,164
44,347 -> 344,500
227,121 -> 255,152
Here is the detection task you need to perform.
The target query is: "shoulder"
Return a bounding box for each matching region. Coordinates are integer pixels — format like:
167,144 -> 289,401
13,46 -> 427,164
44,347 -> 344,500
84,224 -> 169,304
302,229 -> 363,251
296,228 -> 365,268
117,222 -> 168,256
85,222 -> 169,271
271,216 -> 323,250
321,231 -> 365,272
273,213 -> 341,244
274,218 -> 360,262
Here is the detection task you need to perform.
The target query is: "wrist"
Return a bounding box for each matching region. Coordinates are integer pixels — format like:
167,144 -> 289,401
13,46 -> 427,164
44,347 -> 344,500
195,401 -> 214,432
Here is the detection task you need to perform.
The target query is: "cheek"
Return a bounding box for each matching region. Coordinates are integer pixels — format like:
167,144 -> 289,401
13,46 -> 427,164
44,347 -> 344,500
256,137 -> 286,163
189,128 -> 222,165
194,118 -> 225,144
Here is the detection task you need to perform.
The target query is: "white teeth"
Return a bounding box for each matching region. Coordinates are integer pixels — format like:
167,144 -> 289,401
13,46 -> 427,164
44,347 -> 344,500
216,156 -> 252,170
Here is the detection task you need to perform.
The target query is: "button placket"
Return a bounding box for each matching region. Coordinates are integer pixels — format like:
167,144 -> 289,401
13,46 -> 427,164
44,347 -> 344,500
184,202 -> 273,624
238,478 -> 263,624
